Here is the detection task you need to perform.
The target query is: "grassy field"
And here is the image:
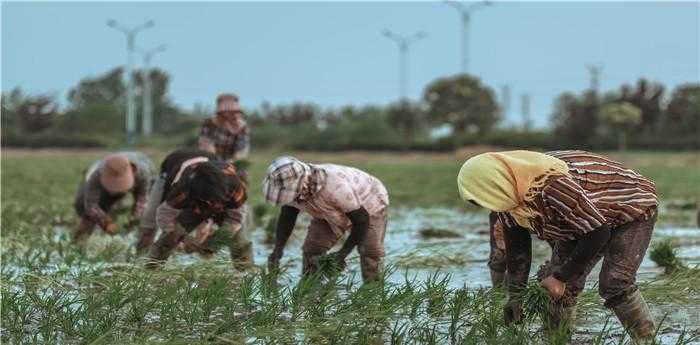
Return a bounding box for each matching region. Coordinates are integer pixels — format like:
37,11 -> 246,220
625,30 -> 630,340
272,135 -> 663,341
1,148 -> 699,344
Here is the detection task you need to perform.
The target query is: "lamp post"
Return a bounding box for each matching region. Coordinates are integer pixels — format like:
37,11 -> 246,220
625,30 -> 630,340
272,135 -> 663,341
107,19 -> 154,144
444,1 -> 491,74
382,29 -> 426,102
137,44 -> 167,137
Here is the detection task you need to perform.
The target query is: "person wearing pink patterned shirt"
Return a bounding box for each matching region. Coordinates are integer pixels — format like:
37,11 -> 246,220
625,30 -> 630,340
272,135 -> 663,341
263,156 -> 389,282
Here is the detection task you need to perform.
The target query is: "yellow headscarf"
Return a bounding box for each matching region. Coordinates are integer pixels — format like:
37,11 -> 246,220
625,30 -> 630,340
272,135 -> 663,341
457,150 -> 570,230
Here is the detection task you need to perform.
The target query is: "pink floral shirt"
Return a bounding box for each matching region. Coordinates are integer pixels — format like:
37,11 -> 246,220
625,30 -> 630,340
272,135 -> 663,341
290,164 -> 389,236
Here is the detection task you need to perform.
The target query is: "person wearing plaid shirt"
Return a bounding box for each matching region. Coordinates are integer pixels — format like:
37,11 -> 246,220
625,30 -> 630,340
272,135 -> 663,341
198,93 -> 250,162
263,156 -> 389,282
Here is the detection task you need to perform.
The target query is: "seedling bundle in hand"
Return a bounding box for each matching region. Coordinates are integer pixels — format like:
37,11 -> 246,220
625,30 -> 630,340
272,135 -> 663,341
203,228 -> 234,253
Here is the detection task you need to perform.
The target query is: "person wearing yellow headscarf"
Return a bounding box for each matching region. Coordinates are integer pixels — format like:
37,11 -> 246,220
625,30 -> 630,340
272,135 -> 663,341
458,150 -> 659,343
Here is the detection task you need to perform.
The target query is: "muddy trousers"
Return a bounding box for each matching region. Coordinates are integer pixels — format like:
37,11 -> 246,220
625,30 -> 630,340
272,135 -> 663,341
136,175 -> 166,253
302,215 -> 387,283
72,179 -> 126,243
538,213 -> 657,339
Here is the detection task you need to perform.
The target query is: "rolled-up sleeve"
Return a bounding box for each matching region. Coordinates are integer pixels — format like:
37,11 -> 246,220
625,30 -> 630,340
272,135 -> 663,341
84,173 -> 110,227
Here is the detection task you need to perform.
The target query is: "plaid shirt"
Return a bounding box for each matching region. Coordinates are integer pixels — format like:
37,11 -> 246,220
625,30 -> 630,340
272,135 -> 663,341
198,117 -> 250,162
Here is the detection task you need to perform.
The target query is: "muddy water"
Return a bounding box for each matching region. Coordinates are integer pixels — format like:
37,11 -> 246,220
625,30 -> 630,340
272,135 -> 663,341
240,207 -> 700,344
45,207 -> 699,344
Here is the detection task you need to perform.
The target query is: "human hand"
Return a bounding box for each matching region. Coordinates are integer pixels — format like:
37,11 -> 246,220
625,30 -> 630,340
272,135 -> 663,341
540,275 -> 566,301
103,222 -> 118,235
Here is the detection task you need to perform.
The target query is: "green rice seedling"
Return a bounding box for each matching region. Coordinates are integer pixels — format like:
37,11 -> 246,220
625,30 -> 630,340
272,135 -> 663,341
650,238 -> 685,274
419,228 -> 462,239
263,215 -> 277,244
521,279 -> 550,321
203,228 -> 233,253
423,271 -> 451,318
233,159 -> 251,172
315,254 -> 344,278
252,203 -> 272,225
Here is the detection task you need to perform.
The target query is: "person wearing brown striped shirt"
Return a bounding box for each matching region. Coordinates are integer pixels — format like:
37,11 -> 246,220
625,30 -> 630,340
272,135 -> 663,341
458,150 -> 658,342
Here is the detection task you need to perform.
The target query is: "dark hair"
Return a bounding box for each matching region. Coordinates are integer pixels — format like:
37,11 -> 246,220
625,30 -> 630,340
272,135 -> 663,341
185,162 -> 232,204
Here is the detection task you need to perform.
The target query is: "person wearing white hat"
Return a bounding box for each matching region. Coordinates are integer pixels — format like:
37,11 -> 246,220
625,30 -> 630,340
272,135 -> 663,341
73,151 -> 155,243
263,156 -> 389,283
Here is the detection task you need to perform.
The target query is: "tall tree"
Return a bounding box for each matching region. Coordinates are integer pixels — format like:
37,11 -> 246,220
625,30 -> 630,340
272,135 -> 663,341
666,83 -> 700,134
599,101 -> 642,151
67,67 -> 125,108
423,74 -> 500,136
617,79 -> 664,132
551,91 -> 600,145
387,100 -> 424,143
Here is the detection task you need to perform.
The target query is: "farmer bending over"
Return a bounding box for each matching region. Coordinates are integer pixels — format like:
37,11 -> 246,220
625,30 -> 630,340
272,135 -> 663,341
139,149 -> 252,270
458,150 -> 658,343
264,156 -> 389,283
73,152 -> 154,243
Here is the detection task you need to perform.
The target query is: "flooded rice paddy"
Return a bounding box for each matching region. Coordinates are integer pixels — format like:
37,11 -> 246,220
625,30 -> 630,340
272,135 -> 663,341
4,206 -> 697,344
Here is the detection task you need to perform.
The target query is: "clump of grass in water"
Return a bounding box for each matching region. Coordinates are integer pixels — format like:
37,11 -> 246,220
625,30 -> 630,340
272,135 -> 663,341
419,228 -> 462,239
650,238 -> 685,274
316,255 -> 344,278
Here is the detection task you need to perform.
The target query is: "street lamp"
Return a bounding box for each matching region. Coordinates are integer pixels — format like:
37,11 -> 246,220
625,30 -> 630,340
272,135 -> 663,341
444,1 -> 492,74
382,29 -> 426,102
137,44 -> 167,137
107,19 -> 155,145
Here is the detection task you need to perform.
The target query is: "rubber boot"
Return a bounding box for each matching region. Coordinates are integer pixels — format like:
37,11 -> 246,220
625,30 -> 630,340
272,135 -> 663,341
611,290 -> 656,344
230,240 -> 254,271
490,269 -> 506,287
146,231 -> 183,270
73,218 -> 96,244
360,256 -> 383,283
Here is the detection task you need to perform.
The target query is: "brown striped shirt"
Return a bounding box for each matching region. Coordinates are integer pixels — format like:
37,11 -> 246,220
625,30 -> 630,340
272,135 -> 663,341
498,150 -> 658,242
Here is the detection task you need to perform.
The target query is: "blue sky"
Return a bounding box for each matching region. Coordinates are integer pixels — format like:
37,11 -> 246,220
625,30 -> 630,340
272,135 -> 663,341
2,1 -> 698,127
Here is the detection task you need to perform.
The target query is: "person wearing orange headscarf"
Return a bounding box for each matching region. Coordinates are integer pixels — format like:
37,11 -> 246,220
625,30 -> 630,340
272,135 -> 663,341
459,150 -> 658,342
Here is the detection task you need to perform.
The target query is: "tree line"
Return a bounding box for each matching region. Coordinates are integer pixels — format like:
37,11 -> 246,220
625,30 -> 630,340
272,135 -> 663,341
2,67 -> 698,150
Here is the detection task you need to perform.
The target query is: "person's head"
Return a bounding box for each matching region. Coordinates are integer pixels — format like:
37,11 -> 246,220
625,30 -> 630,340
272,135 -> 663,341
181,162 -> 247,211
262,156 -> 311,206
216,93 -> 242,122
100,154 -> 135,194
457,150 -> 570,214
